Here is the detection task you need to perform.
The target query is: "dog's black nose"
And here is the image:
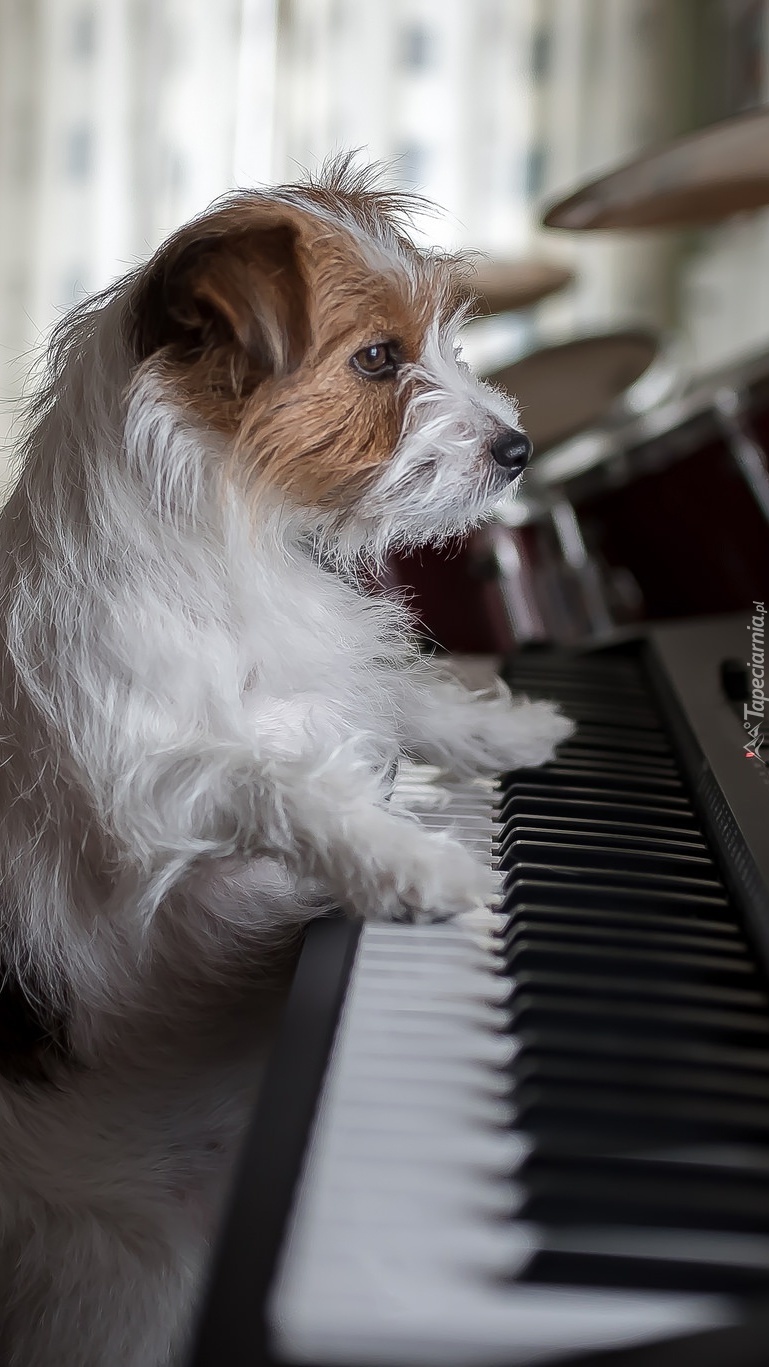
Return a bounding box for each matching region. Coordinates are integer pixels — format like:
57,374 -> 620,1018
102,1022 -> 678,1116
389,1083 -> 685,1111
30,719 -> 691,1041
489,428 -> 532,474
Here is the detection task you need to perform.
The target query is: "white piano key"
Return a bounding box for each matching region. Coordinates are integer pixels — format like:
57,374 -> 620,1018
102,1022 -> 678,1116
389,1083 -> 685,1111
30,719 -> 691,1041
359,940 -> 505,967
353,956 -> 509,989
352,977 -> 513,1007
327,1056 -> 513,1094
324,1091 -> 517,1134
355,936 -> 506,964
276,1279 -> 731,1367
313,1183 -> 523,1228
361,926 -> 504,953
338,1031 -> 518,1067
298,1220 -> 535,1280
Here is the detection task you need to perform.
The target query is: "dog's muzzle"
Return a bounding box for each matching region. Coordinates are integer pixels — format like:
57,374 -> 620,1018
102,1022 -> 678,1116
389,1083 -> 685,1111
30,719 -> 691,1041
489,427 -> 532,477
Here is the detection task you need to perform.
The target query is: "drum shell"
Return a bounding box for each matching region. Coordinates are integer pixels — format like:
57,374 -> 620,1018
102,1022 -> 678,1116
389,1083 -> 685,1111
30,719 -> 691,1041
574,394 -> 769,622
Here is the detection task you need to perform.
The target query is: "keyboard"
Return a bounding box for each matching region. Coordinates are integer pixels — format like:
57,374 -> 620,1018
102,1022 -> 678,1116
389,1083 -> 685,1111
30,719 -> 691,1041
188,614 -> 769,1367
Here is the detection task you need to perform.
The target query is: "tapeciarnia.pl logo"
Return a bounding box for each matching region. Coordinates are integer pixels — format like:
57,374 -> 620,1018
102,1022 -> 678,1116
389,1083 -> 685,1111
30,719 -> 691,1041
744,601 -> 766,762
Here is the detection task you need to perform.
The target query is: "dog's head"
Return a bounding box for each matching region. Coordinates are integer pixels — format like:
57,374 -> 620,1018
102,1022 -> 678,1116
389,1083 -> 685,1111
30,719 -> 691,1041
131,157 -> 530,554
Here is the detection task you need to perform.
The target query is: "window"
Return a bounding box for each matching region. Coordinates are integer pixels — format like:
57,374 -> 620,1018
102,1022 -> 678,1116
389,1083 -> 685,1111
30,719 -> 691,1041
524,145 -> 546,197
65,126 -> 92,179
72,8 -> 95,59
395,142 -> 429,187
531,25 -> 550,80
400,23 -> 432,70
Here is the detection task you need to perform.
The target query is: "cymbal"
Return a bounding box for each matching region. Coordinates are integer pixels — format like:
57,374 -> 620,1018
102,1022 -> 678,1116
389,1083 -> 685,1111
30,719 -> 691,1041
462,259 -> 574,314
542,107 -> 769,231
487,330 -> 658,455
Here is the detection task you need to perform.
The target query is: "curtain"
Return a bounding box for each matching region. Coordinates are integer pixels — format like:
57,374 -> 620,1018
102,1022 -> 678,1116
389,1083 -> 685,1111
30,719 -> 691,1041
0,0 -> 277,479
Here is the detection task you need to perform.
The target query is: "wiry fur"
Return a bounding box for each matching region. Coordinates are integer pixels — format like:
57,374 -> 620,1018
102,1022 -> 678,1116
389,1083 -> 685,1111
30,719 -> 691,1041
0,157 -> 571,1366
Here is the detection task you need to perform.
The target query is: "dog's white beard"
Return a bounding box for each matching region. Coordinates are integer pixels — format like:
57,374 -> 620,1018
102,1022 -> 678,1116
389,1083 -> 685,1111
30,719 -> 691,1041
328,322 -> 523,561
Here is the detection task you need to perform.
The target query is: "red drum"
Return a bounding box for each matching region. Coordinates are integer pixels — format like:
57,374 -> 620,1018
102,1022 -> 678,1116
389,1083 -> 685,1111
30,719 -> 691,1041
567,365 -> 769,623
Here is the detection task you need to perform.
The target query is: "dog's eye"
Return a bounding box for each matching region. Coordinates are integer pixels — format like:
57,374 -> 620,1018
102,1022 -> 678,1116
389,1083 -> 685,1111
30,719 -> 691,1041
351,342 -> 399,380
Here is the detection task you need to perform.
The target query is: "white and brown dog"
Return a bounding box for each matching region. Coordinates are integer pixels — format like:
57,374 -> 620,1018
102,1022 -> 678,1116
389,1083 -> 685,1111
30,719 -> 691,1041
0,159 -> 571,1366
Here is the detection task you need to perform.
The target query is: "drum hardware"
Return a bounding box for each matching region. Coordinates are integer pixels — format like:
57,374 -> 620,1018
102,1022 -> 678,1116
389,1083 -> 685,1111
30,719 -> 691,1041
470,522 -> 547,648
483,330 -> 661,645
531,431 -> 615,488
547,492 -> 615,636
713,385 -> 769,526
488,484 -> 624,646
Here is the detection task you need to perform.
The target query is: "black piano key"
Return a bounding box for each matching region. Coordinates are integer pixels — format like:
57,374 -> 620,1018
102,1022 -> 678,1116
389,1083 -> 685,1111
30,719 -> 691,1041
511,991 -> 769,1045
514,1080 -> 769,1145
499,794 -> 703,832
499,825 -> 711,859
500,779 -> 690,810
500,838 -> 721,880
501,811 -> 708,847
518,1154 -> 769,1232
499,909 -> 747,951
546,723 -> 674,755
503,882 -> 729,917
546,752 -> 680,777
505,678 -> 653,694
505,938 -> 758,991
509,654 -> 640,675
509,967 -> 767,1011
502,858 -> 726,891
509,671 -> 647,692
514,1025 -> 769,1078
511,1051 -> 769,1104
520,1227 -> 769,1292
557,736 -> 676,758
511,668 -> 648,690
512,698 -> 654,720
505,764 -> 685,795
500,793 -> 695,830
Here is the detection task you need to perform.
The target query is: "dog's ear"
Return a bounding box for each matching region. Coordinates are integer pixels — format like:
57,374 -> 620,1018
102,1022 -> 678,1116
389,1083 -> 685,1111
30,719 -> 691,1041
132,214 -> 310,390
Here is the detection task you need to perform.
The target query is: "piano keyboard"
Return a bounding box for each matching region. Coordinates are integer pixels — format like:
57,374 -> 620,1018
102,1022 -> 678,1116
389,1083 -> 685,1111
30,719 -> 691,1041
189,618 -> 769,1367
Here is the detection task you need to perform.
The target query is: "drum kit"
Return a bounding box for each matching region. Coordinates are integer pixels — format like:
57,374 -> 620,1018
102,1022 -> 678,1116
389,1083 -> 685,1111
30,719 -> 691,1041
392,106 -> 769,652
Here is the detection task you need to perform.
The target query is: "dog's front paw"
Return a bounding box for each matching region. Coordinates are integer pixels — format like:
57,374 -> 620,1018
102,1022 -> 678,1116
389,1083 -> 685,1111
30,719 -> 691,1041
348,822 -> 498,924
495,698 -> 575,770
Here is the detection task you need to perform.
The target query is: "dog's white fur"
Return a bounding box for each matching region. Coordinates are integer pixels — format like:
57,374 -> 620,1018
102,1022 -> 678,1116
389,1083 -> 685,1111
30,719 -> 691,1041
0,166 -> 571,1366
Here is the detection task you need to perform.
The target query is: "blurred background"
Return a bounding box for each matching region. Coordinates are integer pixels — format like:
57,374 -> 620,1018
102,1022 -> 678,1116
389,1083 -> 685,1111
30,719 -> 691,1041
1,0 -> 768,645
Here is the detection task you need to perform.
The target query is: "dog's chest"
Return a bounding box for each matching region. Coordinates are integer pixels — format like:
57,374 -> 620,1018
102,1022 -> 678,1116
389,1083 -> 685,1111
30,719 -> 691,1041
239,569 -> 404,749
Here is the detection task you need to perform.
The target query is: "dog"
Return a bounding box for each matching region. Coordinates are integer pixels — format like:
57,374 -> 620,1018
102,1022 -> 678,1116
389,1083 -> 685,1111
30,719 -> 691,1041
0,157 -> 572,1366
